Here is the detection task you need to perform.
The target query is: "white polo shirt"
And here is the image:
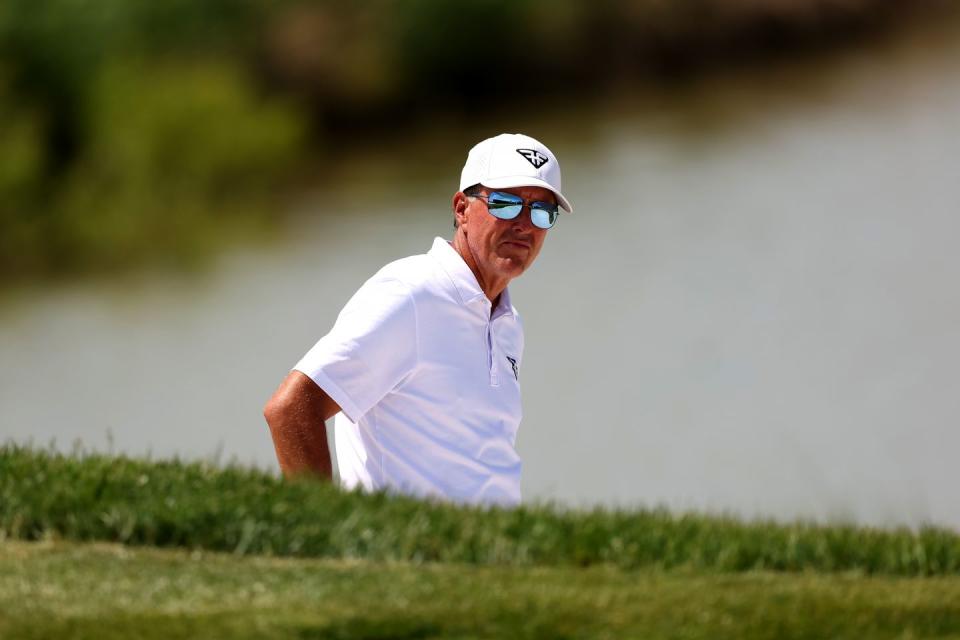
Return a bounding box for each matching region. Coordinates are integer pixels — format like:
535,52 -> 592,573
294,237 -> 524,505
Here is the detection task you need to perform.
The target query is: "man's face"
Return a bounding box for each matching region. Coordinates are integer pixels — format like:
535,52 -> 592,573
454,185 -> 554,282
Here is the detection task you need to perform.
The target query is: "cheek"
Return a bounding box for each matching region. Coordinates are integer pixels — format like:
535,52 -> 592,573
529,232 -> 548,260
464,208 -> 488,235
478,219 -> 502,245
467,215 -> 498,251
533,230 -> 548,250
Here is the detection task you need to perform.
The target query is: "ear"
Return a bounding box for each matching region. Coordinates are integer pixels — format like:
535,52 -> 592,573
452,191 -> 470,227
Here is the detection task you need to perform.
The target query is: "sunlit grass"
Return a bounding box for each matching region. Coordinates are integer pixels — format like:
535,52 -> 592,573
2,540 -> 960,639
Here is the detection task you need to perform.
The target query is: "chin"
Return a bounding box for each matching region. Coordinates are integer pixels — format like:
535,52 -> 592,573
496,257 -> 527,277
492,243 -> 535,276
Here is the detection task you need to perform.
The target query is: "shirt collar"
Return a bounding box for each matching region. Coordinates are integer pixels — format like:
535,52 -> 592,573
428,237 -> 516,319
491,285 -> 515,321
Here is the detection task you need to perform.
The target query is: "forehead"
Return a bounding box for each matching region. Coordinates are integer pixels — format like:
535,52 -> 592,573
484,185 -> 556,204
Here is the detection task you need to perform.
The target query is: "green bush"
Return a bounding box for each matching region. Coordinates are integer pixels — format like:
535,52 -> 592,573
0,59 -> 305,276
0,72 -> 47,274
0,0 -> 298,279
51,60 -> 306,270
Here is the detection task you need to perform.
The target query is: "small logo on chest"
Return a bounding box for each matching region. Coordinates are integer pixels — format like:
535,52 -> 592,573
506,356 -> 519,381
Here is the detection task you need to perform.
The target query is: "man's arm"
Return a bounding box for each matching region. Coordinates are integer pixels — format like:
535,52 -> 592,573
263,370 -> 342,480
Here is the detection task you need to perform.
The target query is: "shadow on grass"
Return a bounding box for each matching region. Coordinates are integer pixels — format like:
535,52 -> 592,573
298,614 -> 583,640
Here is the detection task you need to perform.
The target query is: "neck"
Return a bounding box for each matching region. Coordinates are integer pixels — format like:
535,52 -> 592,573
451,232 -> 507,307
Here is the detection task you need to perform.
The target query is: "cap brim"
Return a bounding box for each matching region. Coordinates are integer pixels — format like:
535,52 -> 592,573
480,176 -> 573,213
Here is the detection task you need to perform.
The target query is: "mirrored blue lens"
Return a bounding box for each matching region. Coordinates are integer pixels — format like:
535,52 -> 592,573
530,202 -> 559,229
486,192 -> 523,220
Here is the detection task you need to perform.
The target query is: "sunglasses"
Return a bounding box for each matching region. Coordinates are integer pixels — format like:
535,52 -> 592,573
468,191 -> 559,229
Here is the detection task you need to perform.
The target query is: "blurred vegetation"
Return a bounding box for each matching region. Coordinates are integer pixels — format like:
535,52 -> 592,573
0,0 -> 303,280
4,445 -> 960,575
0,0 -> 952,283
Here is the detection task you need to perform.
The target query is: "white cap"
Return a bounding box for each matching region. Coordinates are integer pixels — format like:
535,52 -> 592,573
459,133 -> 573,213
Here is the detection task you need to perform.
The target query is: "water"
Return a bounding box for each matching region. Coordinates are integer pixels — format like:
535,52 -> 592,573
3,22 -> 959,528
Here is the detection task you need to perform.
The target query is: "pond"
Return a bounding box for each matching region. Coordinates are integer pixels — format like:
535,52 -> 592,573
2,20 -> 959,528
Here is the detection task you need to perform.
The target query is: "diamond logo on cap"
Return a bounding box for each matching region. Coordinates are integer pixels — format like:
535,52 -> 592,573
516,148 -> 549,169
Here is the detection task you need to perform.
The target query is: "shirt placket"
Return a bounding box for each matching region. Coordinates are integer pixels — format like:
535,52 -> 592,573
487,321 -> 500,387
482,301 -> 499,387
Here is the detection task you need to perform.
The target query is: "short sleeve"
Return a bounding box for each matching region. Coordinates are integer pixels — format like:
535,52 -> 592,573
294,277 -> 418,422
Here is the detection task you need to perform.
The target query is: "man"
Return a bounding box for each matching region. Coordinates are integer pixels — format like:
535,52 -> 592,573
263,133 -> 573,506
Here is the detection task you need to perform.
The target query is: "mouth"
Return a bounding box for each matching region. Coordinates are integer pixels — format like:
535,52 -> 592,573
501,239 -> 532,250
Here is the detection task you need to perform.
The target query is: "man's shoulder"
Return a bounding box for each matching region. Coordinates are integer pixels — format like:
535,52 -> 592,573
367,252 -> 445,298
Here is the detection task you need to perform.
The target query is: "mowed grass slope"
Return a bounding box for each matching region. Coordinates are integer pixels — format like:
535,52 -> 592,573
2,445 -> 960,574
3,541 -> 960,640
3,446 -> 960,638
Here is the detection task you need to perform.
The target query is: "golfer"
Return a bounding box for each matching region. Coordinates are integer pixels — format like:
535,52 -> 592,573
264,133 -> 573,506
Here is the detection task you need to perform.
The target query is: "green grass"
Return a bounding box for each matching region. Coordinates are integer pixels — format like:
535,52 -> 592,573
2,445 -> 960,575
2,540 -> 960,639
4,446 -> 960,638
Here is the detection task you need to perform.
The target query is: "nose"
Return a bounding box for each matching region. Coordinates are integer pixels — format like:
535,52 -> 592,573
510,205 -> 536,231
